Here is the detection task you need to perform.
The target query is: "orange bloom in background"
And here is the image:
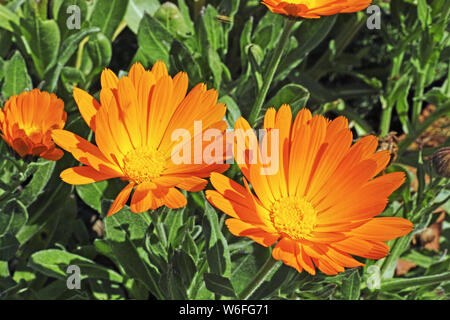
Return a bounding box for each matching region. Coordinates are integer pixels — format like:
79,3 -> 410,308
262,0 -> 372,18
206,105 -> 413,275
0,89 -> 66,161
52,62 -> 229,216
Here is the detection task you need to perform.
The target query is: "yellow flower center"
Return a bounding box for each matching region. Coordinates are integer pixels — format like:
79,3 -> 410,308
270,197 -> 317,240
24,126 -> 41,136
122,147 -> 166,184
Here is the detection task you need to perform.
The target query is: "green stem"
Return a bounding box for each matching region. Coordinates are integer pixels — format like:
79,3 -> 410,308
248,19 -> 296,126
411,66 -> 428,128
379,105 -> 393,137
381,271 -> 450,291
379,53 -> 405,137
238,255 -> 281,300
380,234 -> 413,280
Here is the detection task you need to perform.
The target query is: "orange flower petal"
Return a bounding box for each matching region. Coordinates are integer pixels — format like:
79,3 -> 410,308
61,166 -> 120,185
52,129 -> 121,176
347,217 -> 413,241
73,87 -> 101,131
272,238 -> 303,272
107,183 -> 134,216
226,218 -> 279,247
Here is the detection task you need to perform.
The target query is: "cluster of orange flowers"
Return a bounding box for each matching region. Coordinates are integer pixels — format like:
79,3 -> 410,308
0,0 -> 414,276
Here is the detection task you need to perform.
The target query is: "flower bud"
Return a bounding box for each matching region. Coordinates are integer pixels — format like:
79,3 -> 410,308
432,147 -> 450,178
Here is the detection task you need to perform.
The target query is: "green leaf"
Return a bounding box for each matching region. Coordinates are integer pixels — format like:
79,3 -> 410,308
276,16 -> 336,83
247,44 -> 264,91
20,15 -> 61,78
239,18 -> 253,69
164,207 -> 186,249
425,257 -> 450,276
33,279 -> 76,299
169,40 -> 202,83
44,27 -> 100,92
18,160 -> 55,207
15,183 -> 74,247
90,0 -> 128,40
251,263 -> 290,299
103,206 -> 163,299
86,32 -> 112,71
28,249 -> 124,283
137,13 -> 174,65
402,250 -> 437,268
202,199 -> 231,277
217,0 -> 240,45
61,66 -> 86,87
125,0 -> 160,34
177,0 -> 195,35
253,11 -> 284,52
0,200 -> 28,237
56,0 -> 89,40
253,25 -> 273,51
266,84 -> 310,115
0,259 -> 17,294
59,27 -> 100,66
342,269 -> 361,300
76,181 -> 109,213
173,249 -> 196,289
0,260 -> 10,278
158,261 -> 187,299
417,0 -> 432,29
203,272 -> 236,297
0,57 -> 4,83
230,244 -> 270,294
200,5 -> 224,52
0,234 -> 19,261
219,95 -> 241,128
154,2 -> 190,39
88,278 -> 126,300
1,51 -> 32,99
207,47 -> 223,89
0,5 -> 19,32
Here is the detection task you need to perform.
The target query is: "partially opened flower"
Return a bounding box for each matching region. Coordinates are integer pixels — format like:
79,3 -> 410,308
206,105 -> 413,275
262,0 -> 372,18
0,89 -> 66,160
52,62 -> 229,216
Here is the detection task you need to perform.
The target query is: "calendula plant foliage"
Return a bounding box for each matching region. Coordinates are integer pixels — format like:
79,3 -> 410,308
0,0 -> 448,300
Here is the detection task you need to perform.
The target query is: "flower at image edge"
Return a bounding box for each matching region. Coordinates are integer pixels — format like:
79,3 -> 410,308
262,0 -> 372,18
52,61 -> 229,216
0,89 -> 66,160
206,105 -> 413,275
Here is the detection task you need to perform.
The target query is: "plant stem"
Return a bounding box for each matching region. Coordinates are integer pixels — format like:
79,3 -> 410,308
248,19 -> 296,126
379,105 -> 393,137
411,66 -> 428,127
379,52 -> 404,137
380,234 -> 413,280
381,271 -> 450,291
238,255 -> 281,300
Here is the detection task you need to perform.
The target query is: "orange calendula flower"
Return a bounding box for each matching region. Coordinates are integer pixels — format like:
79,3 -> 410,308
0,89 -> 66,160
206,105 -> 413,275
262,0 -> 372,18
52,62 -> 229,216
